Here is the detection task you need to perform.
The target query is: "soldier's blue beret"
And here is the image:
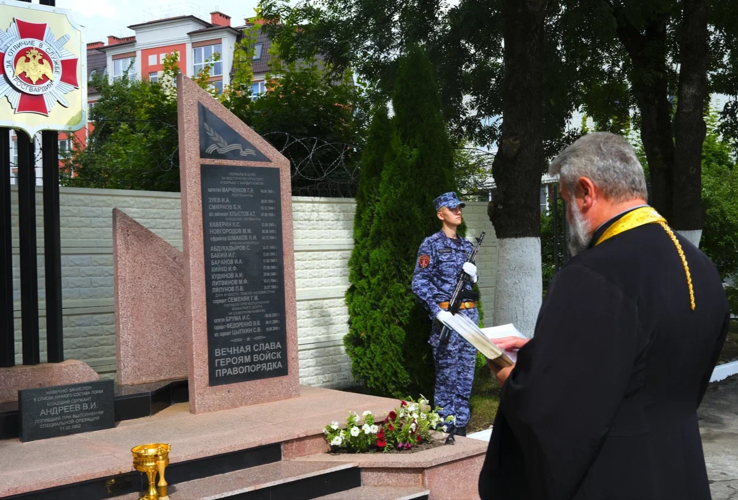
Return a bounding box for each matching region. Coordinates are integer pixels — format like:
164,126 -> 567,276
434,192 -> 465,211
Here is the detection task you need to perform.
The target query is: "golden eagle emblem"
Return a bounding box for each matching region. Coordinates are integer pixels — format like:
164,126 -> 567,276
14,48 -> 54,85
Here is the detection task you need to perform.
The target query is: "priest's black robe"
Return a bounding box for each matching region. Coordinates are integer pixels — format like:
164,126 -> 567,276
478,222 -> 730,500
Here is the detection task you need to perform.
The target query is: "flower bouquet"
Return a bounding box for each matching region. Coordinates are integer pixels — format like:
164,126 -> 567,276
323,396 -> 454,453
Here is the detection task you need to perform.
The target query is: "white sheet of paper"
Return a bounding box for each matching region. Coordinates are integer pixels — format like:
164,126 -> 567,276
480,324 -> 527,363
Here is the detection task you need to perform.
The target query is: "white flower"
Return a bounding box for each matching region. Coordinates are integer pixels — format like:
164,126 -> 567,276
330,421 -> 339,430
363,410 -> 372,416
408,404 -> 417,413
362,424 -> 372,434
350,426 -> 361,437
370,425 -> 379,433
442,425 -> 448,433
412,413 -> 419,419
419,413 -> 427,420
331,436 -> 343,446
410,422 -> 417,432
419,397 -> 429,406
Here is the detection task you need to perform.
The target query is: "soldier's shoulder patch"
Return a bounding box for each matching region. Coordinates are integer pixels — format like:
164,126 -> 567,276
419,255 -> 430,268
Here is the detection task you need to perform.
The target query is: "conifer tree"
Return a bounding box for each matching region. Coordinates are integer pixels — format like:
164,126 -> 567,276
344,47 -> 457,397
345,107 -> 394,387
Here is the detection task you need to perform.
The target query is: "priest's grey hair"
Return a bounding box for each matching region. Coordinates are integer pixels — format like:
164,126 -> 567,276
549,132 -> 648,203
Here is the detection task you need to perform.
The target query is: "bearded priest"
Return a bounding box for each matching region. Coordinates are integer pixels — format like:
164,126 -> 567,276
478,132 -> 730,500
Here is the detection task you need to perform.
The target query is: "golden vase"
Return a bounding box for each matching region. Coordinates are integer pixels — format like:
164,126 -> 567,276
131,443 -> 171,500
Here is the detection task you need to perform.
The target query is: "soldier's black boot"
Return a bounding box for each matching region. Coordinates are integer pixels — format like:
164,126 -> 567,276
455,426 -> 467,437
445,426 -> 456,445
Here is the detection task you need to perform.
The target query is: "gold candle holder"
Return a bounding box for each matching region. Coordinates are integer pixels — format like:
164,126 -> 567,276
132,443 -> 171,500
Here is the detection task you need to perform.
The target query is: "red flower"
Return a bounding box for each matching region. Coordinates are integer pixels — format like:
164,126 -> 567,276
407,443 -> 413,450
377,427 -> 385,438
377,438 -> 387,447
416,434 -> 423,443
401,401 -> 408,407
387,423 -> 395,431
388,411 -> 397,420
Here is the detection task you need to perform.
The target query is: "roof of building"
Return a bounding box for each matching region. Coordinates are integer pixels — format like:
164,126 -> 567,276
87,47 -> 108,92
250,28 -> 273,76
97,40 -> 136,52
187,25 -> 241,36
128,15 -> 210,30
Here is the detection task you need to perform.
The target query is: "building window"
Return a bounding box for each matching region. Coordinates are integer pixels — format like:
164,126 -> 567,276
193,44 -> 222,76
113,57 -> 136,80
148,54 -> 157,66
211,80 -> 223,95
149,72 -> 158,83
253,44 -> 263,60
58,139 -> 72,157
251,81 -> 266,99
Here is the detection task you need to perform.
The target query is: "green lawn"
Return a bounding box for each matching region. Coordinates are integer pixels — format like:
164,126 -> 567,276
468,365 -> 501,432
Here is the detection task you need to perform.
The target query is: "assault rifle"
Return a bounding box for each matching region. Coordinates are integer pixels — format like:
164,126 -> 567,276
439,232 -> 485,344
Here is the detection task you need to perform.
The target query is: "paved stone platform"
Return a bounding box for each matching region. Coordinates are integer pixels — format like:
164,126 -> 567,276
700,374 -> 738,500
0,385 -> 398,497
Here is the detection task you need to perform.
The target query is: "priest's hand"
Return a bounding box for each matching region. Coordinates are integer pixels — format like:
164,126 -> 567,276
491,336 -> 529,351
487,359 -> 514,387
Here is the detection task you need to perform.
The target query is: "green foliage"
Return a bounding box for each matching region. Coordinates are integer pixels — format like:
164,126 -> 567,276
700,110 -> 738,279
540,196 -> 566,288
453,148 -> 492,196
344,47 -> 457,398
63,27 -> 368,194
61,54 -> 180,191
220,25 -> 259,112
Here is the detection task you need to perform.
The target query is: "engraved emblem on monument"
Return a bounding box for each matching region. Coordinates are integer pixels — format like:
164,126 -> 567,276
199,103 -> 270,162
201,165 -> 288,385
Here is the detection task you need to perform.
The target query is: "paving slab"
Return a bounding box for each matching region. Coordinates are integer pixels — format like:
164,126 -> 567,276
699,374 -> 738,500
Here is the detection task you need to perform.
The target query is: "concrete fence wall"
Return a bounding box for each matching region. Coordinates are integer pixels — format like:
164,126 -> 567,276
9,186 -> 498,388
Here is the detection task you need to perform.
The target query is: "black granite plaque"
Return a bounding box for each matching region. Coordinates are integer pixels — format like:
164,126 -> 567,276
201,164 -> 288,386
19,380 -> 115,442
199,103 -> 270,162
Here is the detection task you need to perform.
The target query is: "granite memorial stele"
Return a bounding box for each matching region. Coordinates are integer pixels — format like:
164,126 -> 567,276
177,75 -> 299,414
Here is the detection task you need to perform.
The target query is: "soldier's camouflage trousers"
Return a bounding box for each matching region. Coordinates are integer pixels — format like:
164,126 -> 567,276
429,308 -> 479,429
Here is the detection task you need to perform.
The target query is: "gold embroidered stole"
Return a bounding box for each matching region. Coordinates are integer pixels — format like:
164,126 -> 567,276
595,206 -> 695,310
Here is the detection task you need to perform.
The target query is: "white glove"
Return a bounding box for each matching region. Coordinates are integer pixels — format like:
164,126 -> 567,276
436,310 -> 454,326
462,262 -> 478,283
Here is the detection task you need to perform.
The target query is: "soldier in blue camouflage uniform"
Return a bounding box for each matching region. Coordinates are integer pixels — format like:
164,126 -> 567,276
412,192 -> 479,442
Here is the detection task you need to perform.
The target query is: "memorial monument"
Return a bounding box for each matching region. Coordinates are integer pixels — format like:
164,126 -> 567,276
177,75 -> 300,413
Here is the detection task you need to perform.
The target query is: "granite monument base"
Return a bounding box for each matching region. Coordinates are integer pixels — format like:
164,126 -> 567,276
0,360 -> 99,404
0,386 -> 482,499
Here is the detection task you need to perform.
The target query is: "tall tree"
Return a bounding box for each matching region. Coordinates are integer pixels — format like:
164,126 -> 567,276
487,0 -> 548,335
260,0 -> 555,334
343,47 -> 457,397
605,0 -> 710,244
